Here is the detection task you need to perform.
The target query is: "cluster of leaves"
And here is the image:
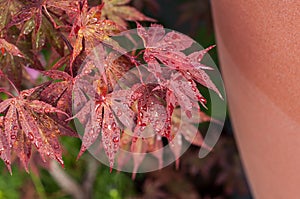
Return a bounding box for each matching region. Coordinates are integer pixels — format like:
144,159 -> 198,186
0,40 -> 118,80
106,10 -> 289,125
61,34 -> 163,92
0,0 -> 222,175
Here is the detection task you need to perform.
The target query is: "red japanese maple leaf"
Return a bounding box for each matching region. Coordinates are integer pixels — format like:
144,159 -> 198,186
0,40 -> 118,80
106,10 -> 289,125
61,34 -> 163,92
6,0 -> 67,55
0,38 -> 24,58
0,38 -> 25,88
79,47 -> 133,92
137,23 -> 223,99
0,84 -> 74,173
40,70 -> 75,121
130,83 -> 171,139
0,0 -> 22,30
73,81 -> 135,170
70,0 -> 120,69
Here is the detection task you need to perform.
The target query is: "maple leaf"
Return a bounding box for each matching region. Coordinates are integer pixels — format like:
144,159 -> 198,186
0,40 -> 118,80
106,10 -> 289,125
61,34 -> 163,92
130,83 -> 171,139
40,68 -> 92,123
109,64 -> 218,172
0,34 -> 46,89
7,0 -> 46,54
40,70 -> 75,121
136,23 -> 194,78
0,38 -> 25,88
0,38 -> 24,58
73,81 -> 135,170
0,86 -> 73,173
0,0 -> 22,31
101,0 -> 156,28
72,55 -> 135,168
45,0 -> 79,25
130,136 -> 147,179
80,47 -> 133,92
165,72 -> 208,118
73,58 -> 138,169
8,0 -> 72,32
6,0 -> 66,55
168,107 -> 212,169
184,46 -> 223,99
137,23 -> 223,99
70,0 -> 120,68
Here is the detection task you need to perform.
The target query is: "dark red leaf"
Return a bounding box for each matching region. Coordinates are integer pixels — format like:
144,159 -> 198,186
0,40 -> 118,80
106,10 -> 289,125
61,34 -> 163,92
0,87 -> 75,172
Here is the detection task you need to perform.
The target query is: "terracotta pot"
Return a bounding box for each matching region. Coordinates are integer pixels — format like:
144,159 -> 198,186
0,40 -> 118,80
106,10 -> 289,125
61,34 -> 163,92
211,0 -> 300,198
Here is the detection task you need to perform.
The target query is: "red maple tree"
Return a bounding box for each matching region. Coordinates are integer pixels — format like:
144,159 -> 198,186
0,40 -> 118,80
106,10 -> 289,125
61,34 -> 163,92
0,0 -> 222,176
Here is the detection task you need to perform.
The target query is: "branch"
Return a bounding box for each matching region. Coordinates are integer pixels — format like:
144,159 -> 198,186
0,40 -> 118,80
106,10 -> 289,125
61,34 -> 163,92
82,156 -> 100,198
49,160 -> 85,199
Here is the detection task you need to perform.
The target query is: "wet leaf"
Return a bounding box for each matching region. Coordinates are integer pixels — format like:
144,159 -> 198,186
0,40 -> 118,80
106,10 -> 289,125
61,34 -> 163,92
8,0 -> 44,32
131,137 -> 147,179
130,83 -> 171,139
137,23 -> 222,99
40,70 -> 74,120
70,1 -> 120,66
73,78 -> 134,170
81,48 -> 133,92
0,87 -> 75,172
0,0 -> 22,31
0,39 -> 24,58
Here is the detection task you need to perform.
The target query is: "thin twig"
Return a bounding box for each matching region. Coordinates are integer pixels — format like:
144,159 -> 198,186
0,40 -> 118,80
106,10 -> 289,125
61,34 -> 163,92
49,160 -> 85,199
82,155 -> 100,199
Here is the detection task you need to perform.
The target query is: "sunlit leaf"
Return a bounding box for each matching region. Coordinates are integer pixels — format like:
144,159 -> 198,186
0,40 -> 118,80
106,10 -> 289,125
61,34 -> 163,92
102,0 -> 155,28
70,1 -> 120,66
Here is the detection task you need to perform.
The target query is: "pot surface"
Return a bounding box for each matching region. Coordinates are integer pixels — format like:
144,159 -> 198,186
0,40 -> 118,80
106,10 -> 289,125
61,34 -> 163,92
211,0 -> 300,198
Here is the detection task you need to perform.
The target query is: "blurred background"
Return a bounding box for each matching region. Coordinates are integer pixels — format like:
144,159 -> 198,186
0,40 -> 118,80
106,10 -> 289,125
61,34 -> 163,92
0,0 -> 253,198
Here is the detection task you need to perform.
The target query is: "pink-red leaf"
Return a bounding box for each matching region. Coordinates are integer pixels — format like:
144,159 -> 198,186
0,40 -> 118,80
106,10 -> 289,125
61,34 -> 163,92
169,134 -> 182,170
0,87 -> 75,172
101,104 -> 121,171
131,137 -> 147,179
42,70 -> 72,81
70,1 -> 120,65
0,39 -> 24,58
0,116 -> 12,173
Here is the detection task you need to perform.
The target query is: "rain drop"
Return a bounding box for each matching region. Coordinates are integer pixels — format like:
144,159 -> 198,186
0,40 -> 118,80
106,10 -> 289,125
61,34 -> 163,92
112,136 -> 119,143
197,96 -> 207,104
132,137 -> 138,143
5,160 -> 10,165
103,123 -> 108,129
28,132 -> 34,141
84,69 -> 91,74
191,86 -> 197,92
44,108 -> 51,113
116,111 -> 122,117
34,142 -> 40,149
